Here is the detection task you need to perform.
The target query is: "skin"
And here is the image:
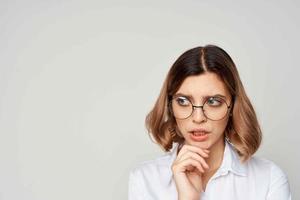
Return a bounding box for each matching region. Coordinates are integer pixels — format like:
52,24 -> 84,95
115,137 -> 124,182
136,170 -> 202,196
171,72 -> 232,200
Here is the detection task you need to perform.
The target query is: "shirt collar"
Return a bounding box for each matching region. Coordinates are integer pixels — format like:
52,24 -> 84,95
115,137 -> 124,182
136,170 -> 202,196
216,138 -> 248,177
166,139 -> 248,185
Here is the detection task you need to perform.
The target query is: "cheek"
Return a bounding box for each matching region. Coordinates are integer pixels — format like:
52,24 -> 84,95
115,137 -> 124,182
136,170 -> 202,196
175,118 -> 229,135
211,118 -> 229,133
175,119 -> 187,132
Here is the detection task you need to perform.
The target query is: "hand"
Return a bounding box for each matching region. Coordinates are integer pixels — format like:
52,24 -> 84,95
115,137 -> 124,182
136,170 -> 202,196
171,144 -> 210,200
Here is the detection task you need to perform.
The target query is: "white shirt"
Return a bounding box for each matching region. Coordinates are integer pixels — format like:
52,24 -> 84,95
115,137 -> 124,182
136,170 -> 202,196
128,140 -> 292,200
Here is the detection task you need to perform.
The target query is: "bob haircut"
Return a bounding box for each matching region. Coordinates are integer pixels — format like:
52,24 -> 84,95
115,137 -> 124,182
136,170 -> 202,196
145,45 -> 262,162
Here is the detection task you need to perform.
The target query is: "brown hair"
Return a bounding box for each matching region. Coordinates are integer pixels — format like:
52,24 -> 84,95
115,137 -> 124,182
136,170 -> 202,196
145,45 -> 262,162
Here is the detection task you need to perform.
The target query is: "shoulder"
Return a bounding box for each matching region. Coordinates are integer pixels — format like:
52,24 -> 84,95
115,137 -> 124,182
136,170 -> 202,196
128,150 -> 175,198
129,150 -> 173,178
130,143 -> 179,177
248,156 -> 288,179
246,156 -> 291,198
129,146 -> 177,188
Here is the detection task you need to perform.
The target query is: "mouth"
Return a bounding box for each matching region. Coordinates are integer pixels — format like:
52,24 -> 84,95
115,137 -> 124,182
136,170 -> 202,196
189,130 -> 210,142
190,131 -> 209,136
189,128 -> 210,135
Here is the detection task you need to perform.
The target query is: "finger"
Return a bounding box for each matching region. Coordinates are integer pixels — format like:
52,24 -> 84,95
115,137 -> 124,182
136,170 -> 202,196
179,151 -> 209,169
204,149 -> 210,153
178,158 -> 205,173
177,145 -> 209,160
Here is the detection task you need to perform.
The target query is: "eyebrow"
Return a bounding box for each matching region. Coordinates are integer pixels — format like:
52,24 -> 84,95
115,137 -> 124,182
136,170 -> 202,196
173,93 -> 227,100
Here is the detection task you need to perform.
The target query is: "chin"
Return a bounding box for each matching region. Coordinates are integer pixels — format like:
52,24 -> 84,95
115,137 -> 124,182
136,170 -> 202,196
188,140 -> 211,149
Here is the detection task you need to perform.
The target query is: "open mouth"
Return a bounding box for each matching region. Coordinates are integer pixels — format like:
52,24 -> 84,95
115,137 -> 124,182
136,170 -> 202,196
191,131 -> 208,136
189,131 -> 209,142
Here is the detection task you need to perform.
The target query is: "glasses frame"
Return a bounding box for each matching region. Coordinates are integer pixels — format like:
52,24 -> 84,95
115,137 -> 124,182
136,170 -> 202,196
168,96 -> 232,121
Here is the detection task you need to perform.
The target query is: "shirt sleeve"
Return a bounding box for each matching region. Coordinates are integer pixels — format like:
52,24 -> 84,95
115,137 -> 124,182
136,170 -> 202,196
266,162 -> 292,200
128,167 -> 146,200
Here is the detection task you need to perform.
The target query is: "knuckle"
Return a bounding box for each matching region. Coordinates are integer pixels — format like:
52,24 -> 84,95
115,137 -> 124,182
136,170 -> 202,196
189,151 -> 201,160
171,165 -> 175,171
196,148 -> 203,155
171,164 -> 178,171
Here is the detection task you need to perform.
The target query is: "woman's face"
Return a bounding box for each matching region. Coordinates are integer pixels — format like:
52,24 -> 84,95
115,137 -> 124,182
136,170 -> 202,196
173,72 -> 232,149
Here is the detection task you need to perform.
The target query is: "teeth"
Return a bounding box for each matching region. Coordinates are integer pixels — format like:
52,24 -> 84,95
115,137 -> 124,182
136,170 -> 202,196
193,132 -> 206,136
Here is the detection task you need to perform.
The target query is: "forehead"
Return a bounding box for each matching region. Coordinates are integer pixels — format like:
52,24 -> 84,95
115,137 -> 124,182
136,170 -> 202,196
175,72 -> 230,99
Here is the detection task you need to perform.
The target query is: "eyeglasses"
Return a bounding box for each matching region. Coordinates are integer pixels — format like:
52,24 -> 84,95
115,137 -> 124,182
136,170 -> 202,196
169,96 -> 232,121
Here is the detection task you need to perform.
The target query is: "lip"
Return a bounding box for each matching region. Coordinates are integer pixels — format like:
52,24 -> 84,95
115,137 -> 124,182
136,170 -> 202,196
188,128 -> 210,142
189,128 -> 210,133
189,132 -> 209,142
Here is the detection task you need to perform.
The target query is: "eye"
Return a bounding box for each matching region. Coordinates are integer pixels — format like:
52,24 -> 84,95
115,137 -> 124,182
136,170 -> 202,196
175,97 -> 190,106
206,97 -> 223,107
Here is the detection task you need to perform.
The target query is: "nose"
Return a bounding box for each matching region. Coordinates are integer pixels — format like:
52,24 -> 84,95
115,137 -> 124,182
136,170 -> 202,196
191,106 -> 207,123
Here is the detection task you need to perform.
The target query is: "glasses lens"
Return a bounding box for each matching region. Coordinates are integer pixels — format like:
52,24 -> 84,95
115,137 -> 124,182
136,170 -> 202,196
171,97 -> 193,119
171,96 -> 229,120
203,97 -> 228,120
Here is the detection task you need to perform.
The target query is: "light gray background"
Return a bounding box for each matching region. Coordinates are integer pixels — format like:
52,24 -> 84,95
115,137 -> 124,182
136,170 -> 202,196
0,0 -> 299,199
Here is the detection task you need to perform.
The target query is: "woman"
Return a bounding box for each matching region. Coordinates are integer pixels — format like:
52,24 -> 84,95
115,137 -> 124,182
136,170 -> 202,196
128,45 -> 291,200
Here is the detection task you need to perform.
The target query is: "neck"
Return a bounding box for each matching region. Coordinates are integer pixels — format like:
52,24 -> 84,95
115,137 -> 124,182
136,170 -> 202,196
204,137 -> 225,173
